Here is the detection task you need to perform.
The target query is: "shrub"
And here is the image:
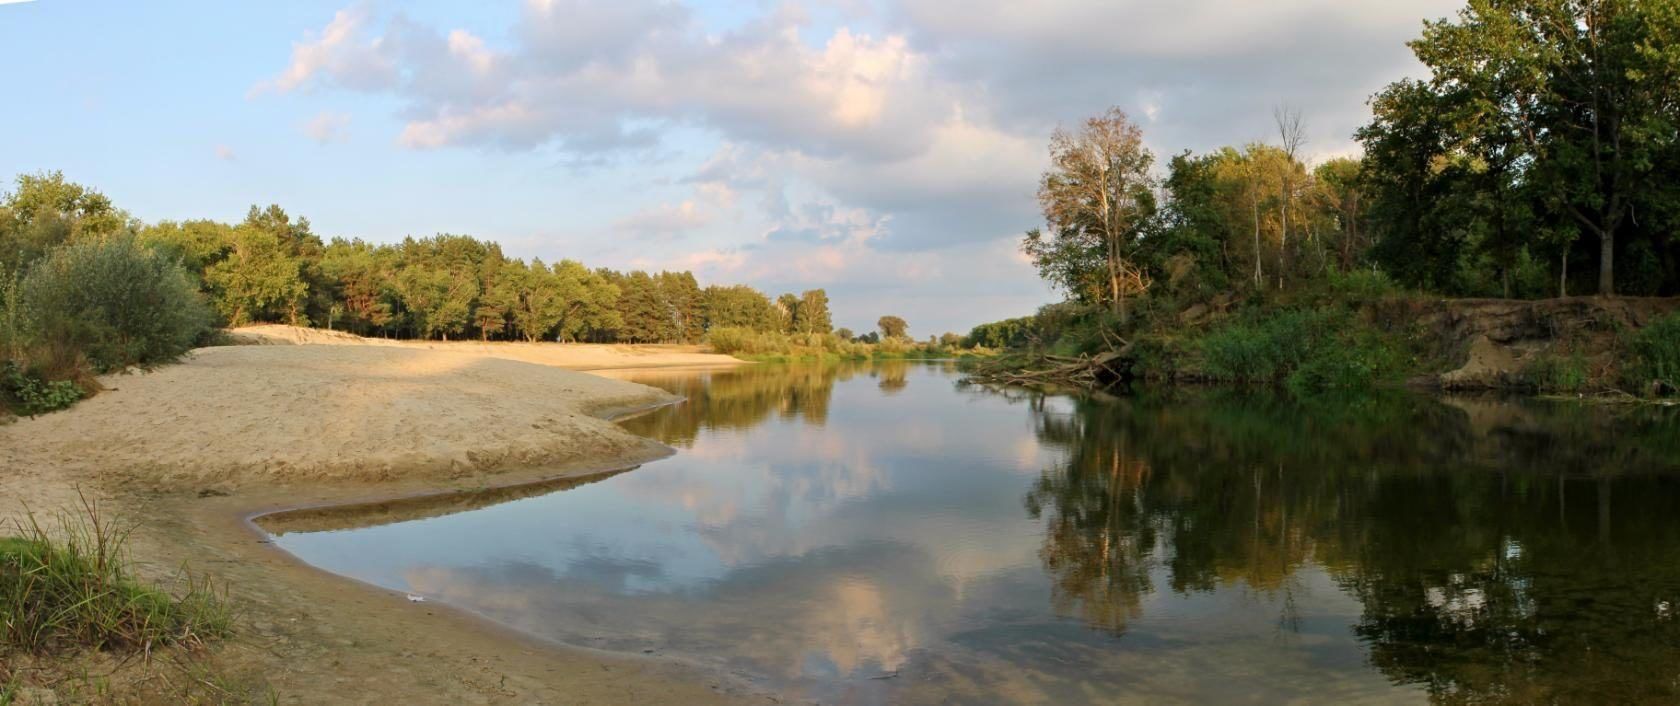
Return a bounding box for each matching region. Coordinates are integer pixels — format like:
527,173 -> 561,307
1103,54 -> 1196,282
1199,308 -> 1405,391
0,360 -> 84,416
705,326 -> 792,356
17,237 -> 214,373
876,336 -> 912,355
1623,312 -> 1680,395
1321,269 -> 1401,304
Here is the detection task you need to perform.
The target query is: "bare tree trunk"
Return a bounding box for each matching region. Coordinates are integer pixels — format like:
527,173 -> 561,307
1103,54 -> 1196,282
1273,105 -> 1306,292
1560,249 -> 1569,298
1279,196 -> 1287,291
1252,193 -> 1263,288
1599,229 -> 1615,296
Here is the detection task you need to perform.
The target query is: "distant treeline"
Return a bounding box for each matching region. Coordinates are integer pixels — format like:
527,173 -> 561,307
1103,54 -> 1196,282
0,171 -> 856,346
0,171 -> 957,415
138,206 -> 844,345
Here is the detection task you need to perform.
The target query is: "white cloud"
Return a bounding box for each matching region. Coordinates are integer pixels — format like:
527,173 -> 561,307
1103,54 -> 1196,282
612,200 -> 713,240
252,3 -> 396,96
256,0 -> 1465,330
302,111 -> 352,144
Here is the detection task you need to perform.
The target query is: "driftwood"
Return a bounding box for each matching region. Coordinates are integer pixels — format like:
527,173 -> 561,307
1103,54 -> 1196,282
965,339 -> 1133,388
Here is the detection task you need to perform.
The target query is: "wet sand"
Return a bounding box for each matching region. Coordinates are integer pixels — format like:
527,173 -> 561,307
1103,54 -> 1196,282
0,330 -> 768,704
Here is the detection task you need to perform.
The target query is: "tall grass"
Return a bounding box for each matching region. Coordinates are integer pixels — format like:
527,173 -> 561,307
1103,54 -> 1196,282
1623,311 -> 1680,395
0,494 -> 231,656
1525,349 -> 1591,393
1198,308 -> 1407,393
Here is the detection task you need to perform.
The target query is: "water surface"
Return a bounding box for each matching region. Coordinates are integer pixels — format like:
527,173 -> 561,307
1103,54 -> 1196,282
265,361 -> 1680,704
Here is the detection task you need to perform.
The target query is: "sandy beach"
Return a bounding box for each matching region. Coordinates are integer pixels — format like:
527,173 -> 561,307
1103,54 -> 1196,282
0,328 -> 766,704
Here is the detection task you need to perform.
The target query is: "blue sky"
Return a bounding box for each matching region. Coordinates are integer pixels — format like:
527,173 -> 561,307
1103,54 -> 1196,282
0,0 -> 1461,334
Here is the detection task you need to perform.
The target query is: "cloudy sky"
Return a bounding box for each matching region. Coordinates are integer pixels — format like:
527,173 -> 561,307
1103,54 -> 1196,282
0,0 -> 1461,334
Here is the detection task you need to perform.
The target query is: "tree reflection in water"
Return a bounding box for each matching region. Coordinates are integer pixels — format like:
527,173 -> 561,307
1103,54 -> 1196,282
1022,388 -> 1680,702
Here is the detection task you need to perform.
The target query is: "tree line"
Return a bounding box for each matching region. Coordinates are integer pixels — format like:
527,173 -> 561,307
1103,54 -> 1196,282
0,171 -> 963,414
1023,0 -> 1680,322
0,171 -> 866,348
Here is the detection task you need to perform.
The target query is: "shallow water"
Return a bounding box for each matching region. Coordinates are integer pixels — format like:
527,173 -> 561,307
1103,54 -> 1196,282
265,360 -> 1680,704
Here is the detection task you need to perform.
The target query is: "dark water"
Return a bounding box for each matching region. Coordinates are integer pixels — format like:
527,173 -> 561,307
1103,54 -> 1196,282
264,361 -> 1680,704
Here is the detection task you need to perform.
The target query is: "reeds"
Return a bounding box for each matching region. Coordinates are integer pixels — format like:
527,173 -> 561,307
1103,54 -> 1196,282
0,493 -> 231,657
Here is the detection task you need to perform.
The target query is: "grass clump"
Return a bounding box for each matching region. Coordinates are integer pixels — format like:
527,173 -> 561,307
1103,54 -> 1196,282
0,497 -> 231,657
1622,312 -> 1680,396
1198,308 -> 1407,393
1525,348 -> 1591,394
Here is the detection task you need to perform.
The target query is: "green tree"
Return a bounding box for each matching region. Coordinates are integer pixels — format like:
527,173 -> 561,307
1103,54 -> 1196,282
553,260 -> 620,343
877,315 -> 908,339
0,171 -> 127,281
657,271 -> 704,342
702,285 -> 779,332
509,258 -> 566,341
393,235 -> 484,340
319,239 -> 395,335
776,292 -> 801,334
1364,0 -> 1680,296
1035,107 -> 1157,321
798,289 -> 832,334
205,225 -> 307,326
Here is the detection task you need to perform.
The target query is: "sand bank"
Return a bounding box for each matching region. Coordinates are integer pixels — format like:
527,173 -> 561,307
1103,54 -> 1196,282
228,323 -> 747,370
0,330 -> 764,704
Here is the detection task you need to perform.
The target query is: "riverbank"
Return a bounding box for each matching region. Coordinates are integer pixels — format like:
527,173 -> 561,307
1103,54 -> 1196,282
0,334 -> 766,704
967,295 -> 1680,396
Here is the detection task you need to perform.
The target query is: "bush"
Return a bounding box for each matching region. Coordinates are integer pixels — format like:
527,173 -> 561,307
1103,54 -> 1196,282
1623,312 -> 1680,395
0,360 -> 84,416
17,237 -> 214,373
1321,269 -> 1401,304
1199,308 -> 1405,391
704,326 -> 785,355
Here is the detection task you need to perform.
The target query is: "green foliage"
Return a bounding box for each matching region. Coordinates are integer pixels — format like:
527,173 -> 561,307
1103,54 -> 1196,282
1360,0 -> 1680,297
968,315 -> 1042,349
1623,312 -> 1680,394
1526,350 -> 1591,394
17,236 -> 213,373
1,501 -> 231,655
702,284 -> 780,333
797,289 -> 832,334
0,172 -> 126,281
705,326 -> 790,356
706,325 -> 977,362
1316,269 -> 1401,305
877,315 -> 907,339
0,360 -> 84,416
206,225 -> 307,326
1198,308 -> 1405,392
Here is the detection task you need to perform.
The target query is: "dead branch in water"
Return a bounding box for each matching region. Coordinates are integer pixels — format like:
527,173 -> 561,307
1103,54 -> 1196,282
965,349 -> 1131,388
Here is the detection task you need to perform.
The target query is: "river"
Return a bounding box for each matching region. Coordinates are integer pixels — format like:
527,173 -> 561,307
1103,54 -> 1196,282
263,360 -> 1680,704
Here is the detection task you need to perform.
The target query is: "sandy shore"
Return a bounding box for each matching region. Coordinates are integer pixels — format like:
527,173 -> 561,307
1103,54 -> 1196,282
0,329 -> 764,704
228,324 -> 747,370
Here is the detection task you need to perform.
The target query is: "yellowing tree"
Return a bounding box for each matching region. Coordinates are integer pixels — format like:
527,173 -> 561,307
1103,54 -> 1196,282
1036,108 -> 1155,321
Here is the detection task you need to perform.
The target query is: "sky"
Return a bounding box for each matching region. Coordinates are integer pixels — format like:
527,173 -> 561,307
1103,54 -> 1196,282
0,0 -> 1462,334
